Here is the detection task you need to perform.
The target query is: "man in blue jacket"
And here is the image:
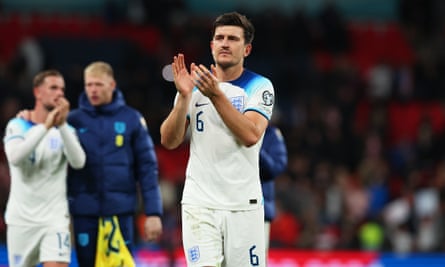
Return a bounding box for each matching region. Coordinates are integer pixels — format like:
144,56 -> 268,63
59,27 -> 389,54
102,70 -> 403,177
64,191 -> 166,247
260,124 -> 288,251
67,61 -> 162,266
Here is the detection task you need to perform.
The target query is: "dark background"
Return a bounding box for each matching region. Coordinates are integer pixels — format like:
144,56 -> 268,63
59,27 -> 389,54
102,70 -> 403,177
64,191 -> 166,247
2,0 -> 445,253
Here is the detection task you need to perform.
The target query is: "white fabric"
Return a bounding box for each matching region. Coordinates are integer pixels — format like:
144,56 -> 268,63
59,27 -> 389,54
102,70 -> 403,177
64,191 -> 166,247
7,224 -> 71,267
181,79 -> 274,211
182,204 -> 265,267
3,118 -> 85,226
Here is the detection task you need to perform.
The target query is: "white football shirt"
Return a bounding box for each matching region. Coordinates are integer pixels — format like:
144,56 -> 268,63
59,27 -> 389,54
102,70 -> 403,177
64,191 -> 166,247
181,69 -> 274,210
3,118 -> 85,226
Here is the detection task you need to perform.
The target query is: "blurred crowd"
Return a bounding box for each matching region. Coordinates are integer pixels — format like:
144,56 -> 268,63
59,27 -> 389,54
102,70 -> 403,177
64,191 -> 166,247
2,0 -> 445,254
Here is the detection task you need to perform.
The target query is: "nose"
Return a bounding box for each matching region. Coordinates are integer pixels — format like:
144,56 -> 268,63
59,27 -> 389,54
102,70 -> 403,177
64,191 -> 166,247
221,38 -> 230,47
85,85 -> 96,95
58,88 -> 65,97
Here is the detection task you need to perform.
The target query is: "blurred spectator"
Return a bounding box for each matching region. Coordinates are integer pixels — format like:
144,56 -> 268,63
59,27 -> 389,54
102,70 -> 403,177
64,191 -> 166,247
104,0 -> 121,24
318,2 -> 350,54
2,0 -> 445,255
399,0 -> 435,40
0,96 -> 22,136
19,37 -> 44,79
270,189 -> 301,248
0,156 -> 9,243
127,0 -> 146,25
358,220 -> 385,251
260,125 -> 288,251
7,37 -> 45,96
367,61 -> 393,101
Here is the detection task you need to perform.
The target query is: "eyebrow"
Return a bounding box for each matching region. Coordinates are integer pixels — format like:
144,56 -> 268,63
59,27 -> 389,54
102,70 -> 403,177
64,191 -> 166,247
214,34 -> 241,40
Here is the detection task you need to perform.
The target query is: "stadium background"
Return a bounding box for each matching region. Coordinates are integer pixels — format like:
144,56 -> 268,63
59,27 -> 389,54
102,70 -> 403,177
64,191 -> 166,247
2,0 -> 445,266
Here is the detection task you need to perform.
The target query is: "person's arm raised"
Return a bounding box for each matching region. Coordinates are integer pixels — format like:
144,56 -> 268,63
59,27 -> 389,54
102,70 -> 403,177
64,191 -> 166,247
160,54 -> 195,149
192,64 -> 268,147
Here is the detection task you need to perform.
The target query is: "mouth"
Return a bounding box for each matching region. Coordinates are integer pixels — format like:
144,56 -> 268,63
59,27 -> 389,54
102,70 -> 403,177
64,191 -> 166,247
219,50 -> 231,56
89,96 -> 99,103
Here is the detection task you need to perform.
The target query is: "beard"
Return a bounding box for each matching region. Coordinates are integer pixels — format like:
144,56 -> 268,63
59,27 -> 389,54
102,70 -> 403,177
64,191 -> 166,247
216,57 -> 240,70
214,52 -> 243,70
217,61 -> 235,70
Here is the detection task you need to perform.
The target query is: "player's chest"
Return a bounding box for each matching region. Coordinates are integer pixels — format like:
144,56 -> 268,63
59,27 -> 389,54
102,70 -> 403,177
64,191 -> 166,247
32,131 -> 64,162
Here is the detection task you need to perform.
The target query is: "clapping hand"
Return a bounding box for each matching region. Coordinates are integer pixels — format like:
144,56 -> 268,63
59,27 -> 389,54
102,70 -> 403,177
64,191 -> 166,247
44,97 -> 70,129
54,97 -> 70,126
192,64 -> 219,98
172,53 -> 195,96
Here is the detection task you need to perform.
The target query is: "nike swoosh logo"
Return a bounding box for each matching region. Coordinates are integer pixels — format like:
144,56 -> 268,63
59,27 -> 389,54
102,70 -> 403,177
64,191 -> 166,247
195,102 -> 209,107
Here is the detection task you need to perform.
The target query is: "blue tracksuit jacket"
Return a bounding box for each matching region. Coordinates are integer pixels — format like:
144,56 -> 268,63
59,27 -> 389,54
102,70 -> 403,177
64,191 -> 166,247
67,89 -> 162,217
260,125 -> 288,222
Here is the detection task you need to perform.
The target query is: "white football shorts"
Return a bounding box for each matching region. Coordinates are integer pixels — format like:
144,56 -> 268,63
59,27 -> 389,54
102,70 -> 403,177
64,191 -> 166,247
182,204 -> 266,267
7,224 -> 71,267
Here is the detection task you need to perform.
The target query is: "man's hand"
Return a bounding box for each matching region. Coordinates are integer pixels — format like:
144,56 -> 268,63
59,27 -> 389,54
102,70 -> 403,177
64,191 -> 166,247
143,215 -> 162,242
16,109 -> 31,120
172,53 -> 195,96
54,97 -> 70,126
192,64 -> 220,99
44,107 -> 61,129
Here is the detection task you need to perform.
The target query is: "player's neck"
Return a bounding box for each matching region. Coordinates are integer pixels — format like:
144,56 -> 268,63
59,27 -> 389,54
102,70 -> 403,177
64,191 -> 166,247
31,105 -> 49,124
217,65 -> 244,82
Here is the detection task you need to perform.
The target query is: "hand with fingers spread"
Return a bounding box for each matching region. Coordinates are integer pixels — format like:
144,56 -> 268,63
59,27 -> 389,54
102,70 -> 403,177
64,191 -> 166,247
192,64 -> 220,99
172,53 -> 195,96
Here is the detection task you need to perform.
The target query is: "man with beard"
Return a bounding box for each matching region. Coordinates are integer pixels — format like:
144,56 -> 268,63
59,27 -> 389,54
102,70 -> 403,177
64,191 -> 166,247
3,70 -> 85,267
160,12 -> 275,267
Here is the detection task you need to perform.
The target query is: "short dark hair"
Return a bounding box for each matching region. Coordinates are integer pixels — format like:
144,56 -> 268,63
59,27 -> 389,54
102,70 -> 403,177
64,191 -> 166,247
33,69 -> 63,87
212,12 -> 255,44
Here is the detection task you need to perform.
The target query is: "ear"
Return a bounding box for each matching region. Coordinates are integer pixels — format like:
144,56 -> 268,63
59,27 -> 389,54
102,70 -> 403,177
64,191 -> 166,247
244,43 -> 252,57
110,79 -> 117,89
210,41 -> 214,56
33,87 -> 40,99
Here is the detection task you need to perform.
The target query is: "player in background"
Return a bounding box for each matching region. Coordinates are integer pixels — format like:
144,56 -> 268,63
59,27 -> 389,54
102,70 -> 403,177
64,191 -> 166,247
260,124 -> 288,252
160,11 -> 274,267
3,70 -> 85,267
67,61 -> 162,267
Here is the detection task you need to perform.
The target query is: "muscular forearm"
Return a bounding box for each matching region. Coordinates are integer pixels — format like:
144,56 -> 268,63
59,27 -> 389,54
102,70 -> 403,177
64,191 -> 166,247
160,94 -> 190,149
210,93 -> 266,147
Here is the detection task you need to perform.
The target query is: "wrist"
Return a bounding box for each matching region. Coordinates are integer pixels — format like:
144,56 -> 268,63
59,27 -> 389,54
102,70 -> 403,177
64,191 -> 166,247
208,91 -> 222,101
57,121 -> 67,129
43,122 -> 52,129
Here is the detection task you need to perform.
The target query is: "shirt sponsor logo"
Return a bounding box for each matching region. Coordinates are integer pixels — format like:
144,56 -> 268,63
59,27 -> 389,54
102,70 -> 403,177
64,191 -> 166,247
115,135 -> 124,147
